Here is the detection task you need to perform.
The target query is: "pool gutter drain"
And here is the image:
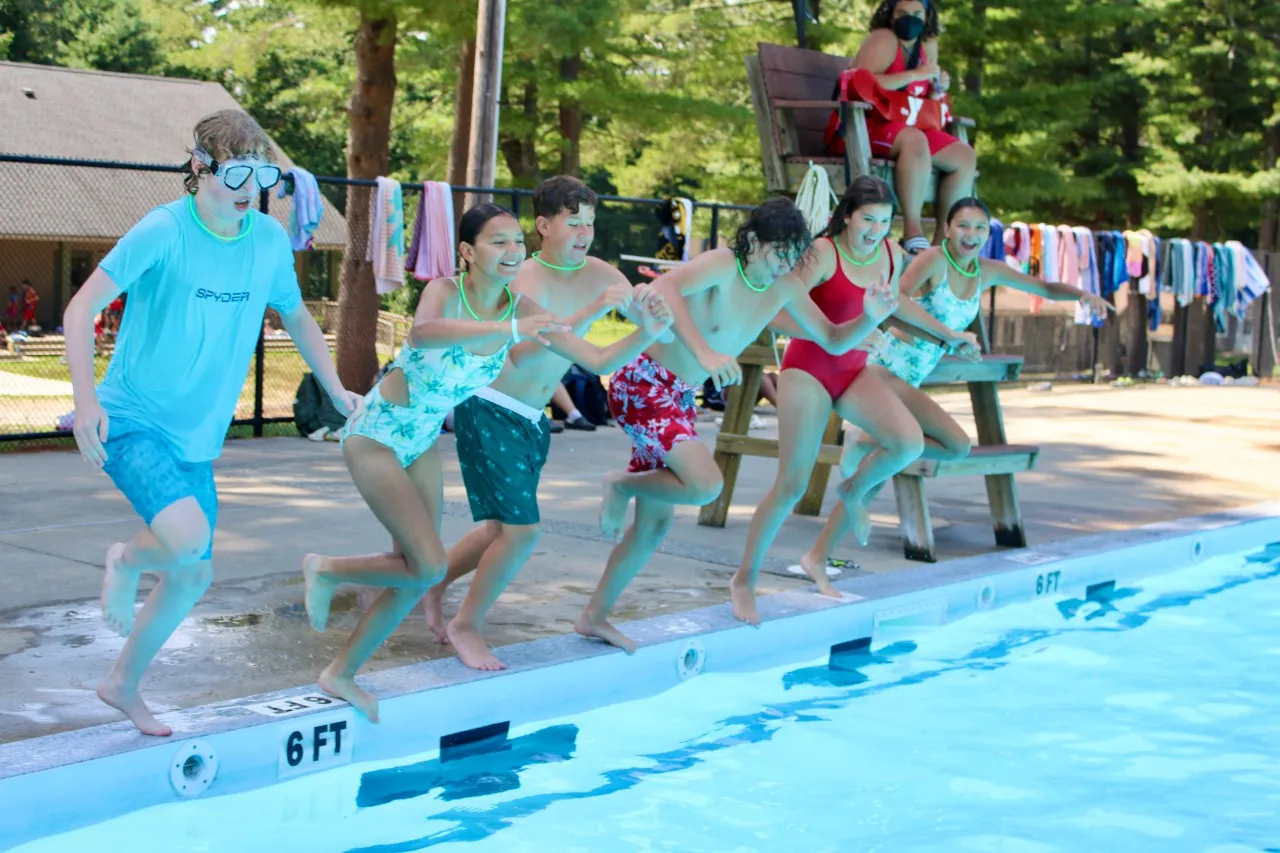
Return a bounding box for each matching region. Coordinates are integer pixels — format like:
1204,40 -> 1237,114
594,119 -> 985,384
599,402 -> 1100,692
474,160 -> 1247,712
676,640 -> 705,680
170,740 -> 218,798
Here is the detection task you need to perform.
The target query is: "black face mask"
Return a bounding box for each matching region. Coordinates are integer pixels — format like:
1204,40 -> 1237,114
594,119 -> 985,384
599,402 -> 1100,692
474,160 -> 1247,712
893,15 -> 926,41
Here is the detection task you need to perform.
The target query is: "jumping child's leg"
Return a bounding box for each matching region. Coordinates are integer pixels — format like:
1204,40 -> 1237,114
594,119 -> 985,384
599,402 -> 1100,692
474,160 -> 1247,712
305,439 -> 446,722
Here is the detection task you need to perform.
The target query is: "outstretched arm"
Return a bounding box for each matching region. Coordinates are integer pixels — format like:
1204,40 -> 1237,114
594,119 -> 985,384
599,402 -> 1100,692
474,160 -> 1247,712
278,304 -> 363,415
985,260 -> 1114,315
407,278 -> 567,349
780,272 -> 899,355
541,288 -> 674,374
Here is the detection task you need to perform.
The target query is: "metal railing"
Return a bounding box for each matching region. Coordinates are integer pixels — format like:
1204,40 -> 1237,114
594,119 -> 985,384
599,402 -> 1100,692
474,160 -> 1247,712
0,154 -> 753,446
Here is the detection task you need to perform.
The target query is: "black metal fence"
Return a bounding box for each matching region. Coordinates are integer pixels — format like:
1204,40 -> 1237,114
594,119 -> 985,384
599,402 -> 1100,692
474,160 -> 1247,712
0,154 -> 754,447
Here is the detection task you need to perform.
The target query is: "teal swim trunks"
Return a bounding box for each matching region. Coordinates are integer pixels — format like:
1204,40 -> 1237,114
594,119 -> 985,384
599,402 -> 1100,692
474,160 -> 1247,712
454,388 -> 551,526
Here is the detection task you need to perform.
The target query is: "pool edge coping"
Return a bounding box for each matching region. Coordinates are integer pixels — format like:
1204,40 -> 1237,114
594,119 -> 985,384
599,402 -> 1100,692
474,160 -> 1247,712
2,499 -> 1279,782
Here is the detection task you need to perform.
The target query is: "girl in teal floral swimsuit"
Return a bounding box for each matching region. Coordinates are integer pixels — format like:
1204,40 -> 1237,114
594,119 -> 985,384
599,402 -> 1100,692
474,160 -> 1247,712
300,203 -> 671,722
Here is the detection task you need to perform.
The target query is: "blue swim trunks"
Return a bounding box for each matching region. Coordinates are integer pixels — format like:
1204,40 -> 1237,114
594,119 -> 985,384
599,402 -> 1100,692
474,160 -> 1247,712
102,418 -> 218,560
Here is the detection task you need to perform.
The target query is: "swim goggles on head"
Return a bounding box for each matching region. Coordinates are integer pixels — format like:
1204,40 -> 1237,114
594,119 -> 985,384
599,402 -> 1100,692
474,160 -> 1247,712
190,148 -> 282,191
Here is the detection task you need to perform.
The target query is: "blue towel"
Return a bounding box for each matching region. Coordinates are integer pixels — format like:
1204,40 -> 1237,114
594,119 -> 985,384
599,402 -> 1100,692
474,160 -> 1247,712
277,166 -> 323,251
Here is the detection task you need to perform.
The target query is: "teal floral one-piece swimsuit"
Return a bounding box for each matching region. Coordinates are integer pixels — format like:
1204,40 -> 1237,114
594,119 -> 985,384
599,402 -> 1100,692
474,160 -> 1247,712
341,279 -> 513,468
871,270 -> 982,387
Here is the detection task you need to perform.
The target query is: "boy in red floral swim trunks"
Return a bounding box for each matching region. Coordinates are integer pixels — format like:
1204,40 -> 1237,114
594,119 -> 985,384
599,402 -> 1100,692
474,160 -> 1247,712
576,198 -> 898,653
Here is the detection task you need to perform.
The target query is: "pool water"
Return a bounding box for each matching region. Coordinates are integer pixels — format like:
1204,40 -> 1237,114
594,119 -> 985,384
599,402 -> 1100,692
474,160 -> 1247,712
14,547 -> 1280,852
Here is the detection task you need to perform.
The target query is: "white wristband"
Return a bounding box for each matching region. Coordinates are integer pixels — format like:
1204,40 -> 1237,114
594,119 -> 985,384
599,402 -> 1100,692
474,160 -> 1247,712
511,314 -> 521,344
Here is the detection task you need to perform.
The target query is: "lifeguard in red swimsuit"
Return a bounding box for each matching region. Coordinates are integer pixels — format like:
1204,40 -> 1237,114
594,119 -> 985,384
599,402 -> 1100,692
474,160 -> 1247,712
853,0 -> 976,254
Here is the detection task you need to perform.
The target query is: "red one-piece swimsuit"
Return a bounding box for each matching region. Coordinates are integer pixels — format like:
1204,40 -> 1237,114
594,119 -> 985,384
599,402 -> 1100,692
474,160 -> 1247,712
780,236 -> 895,399
866,42 -> 960,158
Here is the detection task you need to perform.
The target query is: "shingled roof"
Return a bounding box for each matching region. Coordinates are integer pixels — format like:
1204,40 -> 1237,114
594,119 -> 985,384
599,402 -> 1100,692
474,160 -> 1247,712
0,62 -> 347,249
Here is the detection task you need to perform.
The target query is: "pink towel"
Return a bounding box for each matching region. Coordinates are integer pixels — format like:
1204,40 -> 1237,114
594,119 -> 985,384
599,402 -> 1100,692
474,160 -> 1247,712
406,181 -> 457,281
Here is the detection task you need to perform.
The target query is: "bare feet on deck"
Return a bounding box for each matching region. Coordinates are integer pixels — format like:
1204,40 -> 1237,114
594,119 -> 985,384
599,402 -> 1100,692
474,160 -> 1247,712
599,472 -> 630,543
318,663 -> 378,723
798,552 -> 843,598
97,673 -> 171,737
574,613 -> 637,654
302,554 -> 336,632
422,584 -> 450,644
100,542 -> 138,638
446,619 -> 505,671
729,574 -> 761,626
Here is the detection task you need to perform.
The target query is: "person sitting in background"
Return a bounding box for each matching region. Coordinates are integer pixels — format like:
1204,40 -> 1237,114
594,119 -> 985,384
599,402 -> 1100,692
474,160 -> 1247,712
852,0 -> 976,254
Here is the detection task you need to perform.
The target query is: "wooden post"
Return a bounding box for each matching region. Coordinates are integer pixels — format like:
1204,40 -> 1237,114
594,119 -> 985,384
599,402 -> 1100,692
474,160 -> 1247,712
968,380 -> 1026,548
892,474 -> 934,562
465,0 -> 506,208
698,364 -> 764,528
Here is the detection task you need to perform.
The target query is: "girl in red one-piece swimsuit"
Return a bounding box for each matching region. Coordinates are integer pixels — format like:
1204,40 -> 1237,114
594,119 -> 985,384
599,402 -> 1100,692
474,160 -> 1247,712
730,176 -> 981,626
853,0 -> 977,253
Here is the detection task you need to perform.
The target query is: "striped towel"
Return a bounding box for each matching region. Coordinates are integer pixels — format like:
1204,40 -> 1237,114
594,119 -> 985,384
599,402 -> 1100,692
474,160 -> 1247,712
1228,241 -> 1270,317
367,176 -> 406,294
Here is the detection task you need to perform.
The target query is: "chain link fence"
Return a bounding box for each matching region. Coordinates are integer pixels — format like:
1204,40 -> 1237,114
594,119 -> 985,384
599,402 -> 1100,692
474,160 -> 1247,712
0,155 -> 753,448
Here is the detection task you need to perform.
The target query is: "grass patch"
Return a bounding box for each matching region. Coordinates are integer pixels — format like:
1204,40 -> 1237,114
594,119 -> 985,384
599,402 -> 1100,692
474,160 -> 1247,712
0,356 -> 110,383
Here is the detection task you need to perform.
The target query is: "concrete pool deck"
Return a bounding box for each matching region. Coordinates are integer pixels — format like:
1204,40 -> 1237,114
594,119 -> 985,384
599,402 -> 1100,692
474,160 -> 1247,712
1,384 -> 1277,744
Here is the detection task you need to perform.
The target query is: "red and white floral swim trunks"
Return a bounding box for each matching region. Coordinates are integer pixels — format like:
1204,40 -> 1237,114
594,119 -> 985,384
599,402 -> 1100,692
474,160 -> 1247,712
608,354 -> 699,472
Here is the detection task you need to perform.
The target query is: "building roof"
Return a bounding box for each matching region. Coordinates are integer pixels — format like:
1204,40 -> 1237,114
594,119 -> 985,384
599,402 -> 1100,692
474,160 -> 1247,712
0,62 -> 347,249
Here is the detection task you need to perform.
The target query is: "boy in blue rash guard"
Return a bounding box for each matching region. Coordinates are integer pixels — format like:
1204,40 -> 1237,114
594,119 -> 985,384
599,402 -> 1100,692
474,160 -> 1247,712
62,110 -> 362,736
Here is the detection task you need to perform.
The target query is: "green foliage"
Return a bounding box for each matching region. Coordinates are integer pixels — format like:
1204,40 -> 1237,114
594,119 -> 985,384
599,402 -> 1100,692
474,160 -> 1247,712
4,0 -> 1276,244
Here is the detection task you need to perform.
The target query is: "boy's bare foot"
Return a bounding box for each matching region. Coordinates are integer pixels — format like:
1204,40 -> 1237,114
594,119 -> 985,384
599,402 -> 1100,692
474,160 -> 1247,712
798,552 -> 843,598
302,554 -> 335,632
446,619 -> 505,671
101,542 -> 138,638
599,472 -> 630,542
729,574 -> 761,626
318,664 -> 378,723
98,673 -> 171,737
422,584 -> 450,644
574,613 -> 637,654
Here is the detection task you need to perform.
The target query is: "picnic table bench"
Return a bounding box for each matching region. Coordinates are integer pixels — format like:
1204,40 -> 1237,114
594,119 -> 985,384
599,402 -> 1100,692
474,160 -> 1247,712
698,324 -> 1037,563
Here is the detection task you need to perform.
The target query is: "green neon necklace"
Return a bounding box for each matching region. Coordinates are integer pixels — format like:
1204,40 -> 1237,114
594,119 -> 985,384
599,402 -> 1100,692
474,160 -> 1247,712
834,234 -> 881,267
457,272 -> 516,322
187,194 -> 251,242
532,251 -> 586,272
942,240 -> 981,279
736,256 -> 770,293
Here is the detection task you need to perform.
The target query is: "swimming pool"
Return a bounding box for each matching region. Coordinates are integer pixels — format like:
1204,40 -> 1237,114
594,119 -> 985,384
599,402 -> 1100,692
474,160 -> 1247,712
3,507 -> 1278,852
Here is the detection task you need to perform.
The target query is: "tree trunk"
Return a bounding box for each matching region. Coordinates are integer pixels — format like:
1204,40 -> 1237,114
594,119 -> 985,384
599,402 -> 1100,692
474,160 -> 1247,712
465,0 -> 506,207
335,8 -> 397,395
499,79 -> 542,186
448,39 -> 477,189
558,54 -> 581,177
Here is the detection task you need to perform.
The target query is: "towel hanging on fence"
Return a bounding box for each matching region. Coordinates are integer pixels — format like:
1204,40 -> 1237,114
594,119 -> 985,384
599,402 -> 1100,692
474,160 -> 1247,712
367,176 -> 405,294
405,181 -> 456,281
276,166 -> 323,251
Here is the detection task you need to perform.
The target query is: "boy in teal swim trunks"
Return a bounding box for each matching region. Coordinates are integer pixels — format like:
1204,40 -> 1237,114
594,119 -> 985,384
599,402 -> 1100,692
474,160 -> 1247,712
63,110 -> 361,736
422,176 -> 672,671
